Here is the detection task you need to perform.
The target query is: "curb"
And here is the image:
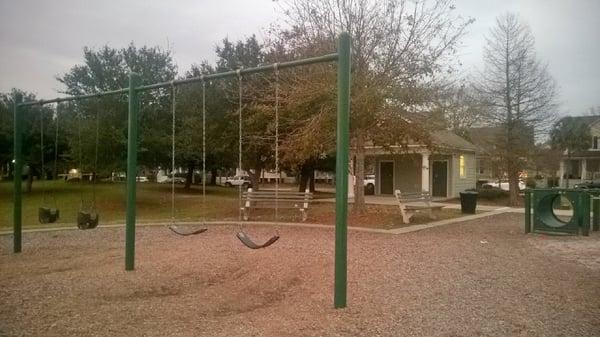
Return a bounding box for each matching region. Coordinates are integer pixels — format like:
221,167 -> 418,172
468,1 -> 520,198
0,209 -> 512,236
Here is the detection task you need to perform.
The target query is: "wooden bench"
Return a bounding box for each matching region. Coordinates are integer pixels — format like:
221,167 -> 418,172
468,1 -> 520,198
394,189 -> 444,224
241,188 -> 313,222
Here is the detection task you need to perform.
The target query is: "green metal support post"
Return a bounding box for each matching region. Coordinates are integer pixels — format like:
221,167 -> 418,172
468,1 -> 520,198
581,192 -> 590,236
334,32 -> 351,309
593,196 -> 599,231
125,73 -> 140,270
524,190 -> 531,233
13,95 -> 23,253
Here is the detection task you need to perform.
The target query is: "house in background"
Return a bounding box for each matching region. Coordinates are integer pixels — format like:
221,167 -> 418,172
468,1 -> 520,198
365,130 -> 477,199
558,115 -> 600,187
466,125 -> 535,185
465,126 -> 504,184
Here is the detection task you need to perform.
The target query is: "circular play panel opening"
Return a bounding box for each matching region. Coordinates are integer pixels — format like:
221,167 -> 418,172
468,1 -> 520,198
551,195 -> 574,224
535,193 -> 577,230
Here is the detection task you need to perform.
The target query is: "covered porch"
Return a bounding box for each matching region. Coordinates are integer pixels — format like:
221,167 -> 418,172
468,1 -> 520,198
363,148 -> 476,199
559,157 -> 600,187
360,131 -> 477,198
369,151 -> 453,198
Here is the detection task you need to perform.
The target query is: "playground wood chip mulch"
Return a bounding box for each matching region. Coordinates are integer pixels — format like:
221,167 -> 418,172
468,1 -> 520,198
1,213 -> 599,336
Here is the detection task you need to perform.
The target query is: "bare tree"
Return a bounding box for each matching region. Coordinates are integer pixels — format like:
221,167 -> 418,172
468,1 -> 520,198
474,13 -> 557,205
274,0 -> 472,211
429,82 -> 488,137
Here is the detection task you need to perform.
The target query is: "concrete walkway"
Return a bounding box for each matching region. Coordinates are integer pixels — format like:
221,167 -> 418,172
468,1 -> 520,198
318,195 -> 509,212
316,195 -> 579,216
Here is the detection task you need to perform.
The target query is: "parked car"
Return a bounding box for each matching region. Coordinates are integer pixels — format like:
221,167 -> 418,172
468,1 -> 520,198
111,171 -> 126,182
482,180 -> 526,191
158,174 -> 185,184
224,175 -> 251,187
112,172 -> 149,182
364,174 -> 375,195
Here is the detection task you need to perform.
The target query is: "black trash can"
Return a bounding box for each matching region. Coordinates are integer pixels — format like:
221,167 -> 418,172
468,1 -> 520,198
459,191 -> 478,214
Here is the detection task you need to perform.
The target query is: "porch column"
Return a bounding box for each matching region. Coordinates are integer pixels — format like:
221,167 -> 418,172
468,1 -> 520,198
421,152 -> 430,192
581,159 -> 587,182
559,160 -> 565,187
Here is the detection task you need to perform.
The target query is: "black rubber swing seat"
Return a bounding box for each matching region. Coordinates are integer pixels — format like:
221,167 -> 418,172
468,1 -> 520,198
77,211 -> 99,230
39,207 -> 60,224
236,231 -> 279,249
168,226 -> 208,236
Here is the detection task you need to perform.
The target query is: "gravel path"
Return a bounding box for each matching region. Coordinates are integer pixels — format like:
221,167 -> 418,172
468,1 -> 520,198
1,213 -> 599,337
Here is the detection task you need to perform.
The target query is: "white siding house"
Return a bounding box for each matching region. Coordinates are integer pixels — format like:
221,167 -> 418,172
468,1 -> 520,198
365,131 -> 477,198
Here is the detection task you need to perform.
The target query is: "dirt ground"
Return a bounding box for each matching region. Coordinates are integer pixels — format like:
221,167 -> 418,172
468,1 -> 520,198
1,213 -> 599,337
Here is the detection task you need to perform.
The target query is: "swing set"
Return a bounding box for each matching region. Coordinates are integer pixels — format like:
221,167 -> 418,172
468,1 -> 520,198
37,100 -> 101,229
11,32 -> 351,308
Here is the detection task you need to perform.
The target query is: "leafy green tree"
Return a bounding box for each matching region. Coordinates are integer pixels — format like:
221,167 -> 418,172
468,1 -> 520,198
0,89 -> 64,192
172,62 -> 238,189
211,36 -> 276,189
57,44 -> 177,177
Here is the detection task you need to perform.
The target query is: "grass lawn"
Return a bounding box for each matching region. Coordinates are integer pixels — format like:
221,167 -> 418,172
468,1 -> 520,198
0,180 -> 466,231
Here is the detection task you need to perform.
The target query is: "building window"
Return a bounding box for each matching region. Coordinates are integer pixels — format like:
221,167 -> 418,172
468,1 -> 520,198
476,159 -> 484,175
459,155 -> 466,178
593,136 -> 599,150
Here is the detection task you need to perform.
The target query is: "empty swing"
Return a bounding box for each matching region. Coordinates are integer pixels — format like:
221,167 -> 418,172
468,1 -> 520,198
38,103 -> 60,223
167,81 -> 207,236
235,68 -> 280,249
76,102 -> 99,230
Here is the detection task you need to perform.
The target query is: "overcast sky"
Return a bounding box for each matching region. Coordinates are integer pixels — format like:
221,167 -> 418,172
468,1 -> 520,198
0,0 -> 598,115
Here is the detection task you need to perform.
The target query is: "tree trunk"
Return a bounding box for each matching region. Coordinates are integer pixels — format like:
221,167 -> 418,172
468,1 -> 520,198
353,135 -> 366,212
184,162 -> 194,190
507,159 -> 520,206
26,171 -> 33,193
249,169 -> 261,191
298,165 -> 310,192
309,171 -> 315,192
210,168 -> 217,185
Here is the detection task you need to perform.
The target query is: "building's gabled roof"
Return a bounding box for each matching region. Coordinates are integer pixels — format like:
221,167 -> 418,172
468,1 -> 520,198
431,130 -> 477,152
465,126 -> 503,155
560,115 -> 600,126
363,130 -> 476,154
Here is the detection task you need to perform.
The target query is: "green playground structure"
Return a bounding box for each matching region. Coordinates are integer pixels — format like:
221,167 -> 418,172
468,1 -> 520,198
11,33 -> 352,309
525,188 -> 600,236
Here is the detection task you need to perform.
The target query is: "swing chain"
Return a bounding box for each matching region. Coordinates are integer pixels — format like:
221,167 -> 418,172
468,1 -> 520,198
237,69 -> 243,227
92,98 -> 100,211
40,105 -> 46,204
77,105 -> 84,209
201,76 -> 206,225
274,63 -> 280,234
171,81 -> 177,227
53,103 -> 60,207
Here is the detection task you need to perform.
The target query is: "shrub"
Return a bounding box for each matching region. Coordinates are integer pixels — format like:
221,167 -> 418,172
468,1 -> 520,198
525,177 -> 536,188
475,187 -> 509,200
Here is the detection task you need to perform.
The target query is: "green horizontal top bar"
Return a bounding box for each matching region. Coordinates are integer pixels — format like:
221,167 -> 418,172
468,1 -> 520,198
137,53 -> 338,91
17,53 -> 338,107
18,88 -> 129,107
